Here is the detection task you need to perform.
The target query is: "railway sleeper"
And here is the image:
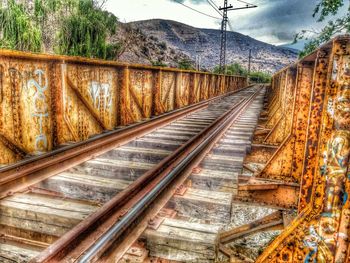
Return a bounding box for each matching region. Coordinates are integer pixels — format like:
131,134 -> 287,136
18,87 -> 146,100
141,88 -> 268,263
0,86 -> 262,262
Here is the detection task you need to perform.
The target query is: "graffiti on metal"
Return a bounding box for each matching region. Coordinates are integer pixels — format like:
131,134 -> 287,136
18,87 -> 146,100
27,69 -> 50,153
0,50 -> 247,166
257,36 -> 350,263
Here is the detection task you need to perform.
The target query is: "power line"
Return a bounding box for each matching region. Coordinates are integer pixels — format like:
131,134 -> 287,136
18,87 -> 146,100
206,0 -> 222,16
208,0 -> 220,10
237,0 -> 256,6
173,0 -> 221,19
219,0 -> 229,74
207,1 -> 235,35
218,0 -> 257,73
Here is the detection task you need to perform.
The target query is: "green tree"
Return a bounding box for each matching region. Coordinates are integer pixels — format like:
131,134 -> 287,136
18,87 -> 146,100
0,0 -> 121,59
212,63 -> 270,83
249,71 -> 271,83
213,63 -> 248,76
177,59 -> 194,70
295,0 -> 350,58
151,60 -> 167,67
57,0 -> 119,59
0,0 -> 42,52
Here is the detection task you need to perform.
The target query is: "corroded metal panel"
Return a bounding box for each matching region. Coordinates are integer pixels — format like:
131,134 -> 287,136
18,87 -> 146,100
122,69 -> 153,125
190,73 -> 201,104
176,73 -> 190,108
0,58 -> 52,159
208,75 -> 216,98
264,68 -> 297,145
258,64 -> 313,183
0,50 -> 247,166
59,64 -> 117,143
264,70 -> 286,130
157,71 -> 175,114
66,64 -> 117,129
257,36 -> 350,263
200,74 -> 210,101
299,52 -> 330,211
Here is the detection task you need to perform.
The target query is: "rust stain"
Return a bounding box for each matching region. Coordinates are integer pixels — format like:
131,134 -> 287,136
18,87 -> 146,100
256,35 -> 350,263
0,50 -> 247,166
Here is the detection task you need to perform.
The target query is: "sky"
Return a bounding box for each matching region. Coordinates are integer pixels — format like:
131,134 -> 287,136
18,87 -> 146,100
105,0 -> 348,46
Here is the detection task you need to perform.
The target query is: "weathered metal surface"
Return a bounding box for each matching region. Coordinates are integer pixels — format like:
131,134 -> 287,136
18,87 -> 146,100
0,87 -> 257,262
0,50 -> 247,166
264,68 -> 297,145
30,87 -> 260,263
236,176 -> 299,209
256,63 -> 314,183
219,211 -> 284,244
0,98 -> 209,198
257,35 -> 350,263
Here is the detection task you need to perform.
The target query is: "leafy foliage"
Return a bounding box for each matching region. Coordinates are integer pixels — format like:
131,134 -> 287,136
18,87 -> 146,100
213,63 -> 247,76
249,71 -> 271,83
151,60 -> 168,67
0,0 -> 120,59
177,59 -> 194,70
57,0 -> 119,59
0,0 -> 42,52
213,62 -> 271,83
296,0 -> 350,58
313,0 -> 344,21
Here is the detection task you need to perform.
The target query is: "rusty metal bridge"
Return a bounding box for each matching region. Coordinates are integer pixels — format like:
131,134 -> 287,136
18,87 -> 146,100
0,35 -> 349,263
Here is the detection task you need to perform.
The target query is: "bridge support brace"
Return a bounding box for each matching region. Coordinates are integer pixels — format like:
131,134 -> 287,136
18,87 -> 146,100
235,176 -> 299,209
256,35 -> 350,263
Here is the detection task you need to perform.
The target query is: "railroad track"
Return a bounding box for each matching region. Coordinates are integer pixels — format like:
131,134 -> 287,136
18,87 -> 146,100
0,85 -> 263,263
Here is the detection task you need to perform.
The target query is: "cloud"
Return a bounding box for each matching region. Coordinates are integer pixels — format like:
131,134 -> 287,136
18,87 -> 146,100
229,0 -> 348,44
107,0 -> 349,45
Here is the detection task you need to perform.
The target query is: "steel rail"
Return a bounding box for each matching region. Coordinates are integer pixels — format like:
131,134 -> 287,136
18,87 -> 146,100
79,88 -> 261,263
32,86 -> 261,263
0,88 -> 248,198
79,104 -> 248,262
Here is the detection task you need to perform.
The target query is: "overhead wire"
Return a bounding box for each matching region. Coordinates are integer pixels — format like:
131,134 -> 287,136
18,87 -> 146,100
172,0 -> 221,19
237,0 -> 257,7
208,0 -> 220,10
206,0 -> 223,16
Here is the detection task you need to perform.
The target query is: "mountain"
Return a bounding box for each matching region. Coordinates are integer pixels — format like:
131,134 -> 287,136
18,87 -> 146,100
116,19 -> 298,74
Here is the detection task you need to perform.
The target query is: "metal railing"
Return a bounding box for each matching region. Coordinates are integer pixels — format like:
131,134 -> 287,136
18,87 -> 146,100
0,49 -> 247,166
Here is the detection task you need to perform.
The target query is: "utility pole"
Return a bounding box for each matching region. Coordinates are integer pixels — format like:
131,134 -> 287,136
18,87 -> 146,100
196,50 -> 205,71
219,1 -> 257,74
248,48 -> 252,75
219,0 -> 228,74
247,48 -> 252,84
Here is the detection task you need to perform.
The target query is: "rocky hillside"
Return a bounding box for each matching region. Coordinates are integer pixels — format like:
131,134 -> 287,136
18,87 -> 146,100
117,19 -> 298,74
113,22 -> 191,68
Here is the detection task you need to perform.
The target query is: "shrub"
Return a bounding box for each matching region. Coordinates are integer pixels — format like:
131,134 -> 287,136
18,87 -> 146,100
249,71 -> 271,83
177,59 -> 194,70
151,60 -> 167,67
56,0 -> 118,59
0,0 -> 42,52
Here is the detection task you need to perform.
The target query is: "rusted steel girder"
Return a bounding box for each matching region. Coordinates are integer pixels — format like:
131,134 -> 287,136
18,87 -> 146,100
236,176 -> 299,209
257,35 -> 350,263
32,87 -> 261,263
0,49 -> 247,166
255,62 -> 314,184
0,85 -> 244,198
255,67 -> 293,146
219,211 -> 284,245
264,67 -> 297,145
